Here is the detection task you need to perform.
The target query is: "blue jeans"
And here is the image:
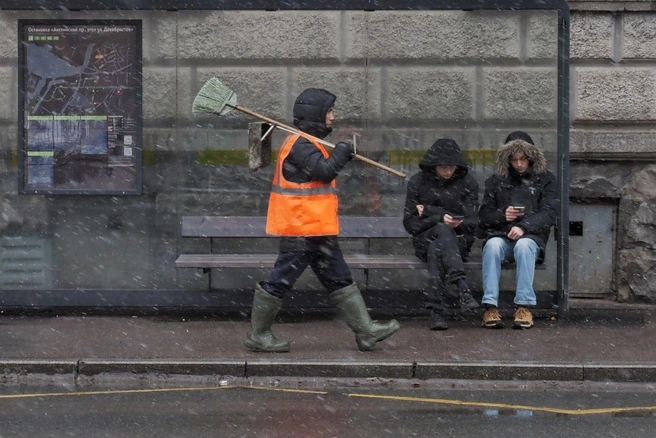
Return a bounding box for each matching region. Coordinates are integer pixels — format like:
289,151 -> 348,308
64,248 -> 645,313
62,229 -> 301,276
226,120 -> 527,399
481,237 -> 539,308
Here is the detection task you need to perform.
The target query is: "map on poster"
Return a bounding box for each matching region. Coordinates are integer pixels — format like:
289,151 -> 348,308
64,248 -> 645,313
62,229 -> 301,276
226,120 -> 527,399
19,21 -> 142,194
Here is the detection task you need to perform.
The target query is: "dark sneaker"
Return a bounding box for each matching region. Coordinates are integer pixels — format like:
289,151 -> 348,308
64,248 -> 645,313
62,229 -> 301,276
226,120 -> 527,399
482,307 -> 504,329
513,307 -> 534,329
429,310 -> 448,331
458,289 -> 480,311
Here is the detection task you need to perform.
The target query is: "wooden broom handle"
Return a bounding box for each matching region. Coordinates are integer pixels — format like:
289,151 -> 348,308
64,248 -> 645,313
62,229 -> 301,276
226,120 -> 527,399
230,105 -> 406,178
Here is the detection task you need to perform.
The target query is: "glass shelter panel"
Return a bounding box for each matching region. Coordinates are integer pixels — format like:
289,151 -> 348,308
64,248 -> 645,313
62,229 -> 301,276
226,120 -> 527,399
0,8 -> 560,301
0,10 -> 177,295
175,10 -> 560,295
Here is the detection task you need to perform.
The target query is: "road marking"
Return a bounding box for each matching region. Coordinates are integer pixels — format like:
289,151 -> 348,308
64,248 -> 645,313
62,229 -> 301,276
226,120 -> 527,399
0,385 -> 653,416
241,386 -> 327,395
345,393 -> 656,416
0,385 -> 326,400
0,387 -> 231,399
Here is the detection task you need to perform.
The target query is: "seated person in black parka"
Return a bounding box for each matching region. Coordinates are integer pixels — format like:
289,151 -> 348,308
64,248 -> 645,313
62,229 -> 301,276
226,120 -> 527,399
403,138 -> 480,331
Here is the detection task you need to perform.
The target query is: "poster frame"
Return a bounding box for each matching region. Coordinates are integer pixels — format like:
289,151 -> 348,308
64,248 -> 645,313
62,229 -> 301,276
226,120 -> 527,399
17,19 -> 143,196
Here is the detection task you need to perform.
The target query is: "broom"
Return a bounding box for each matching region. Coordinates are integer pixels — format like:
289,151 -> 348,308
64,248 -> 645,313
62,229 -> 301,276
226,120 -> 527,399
192,77 -> 406,178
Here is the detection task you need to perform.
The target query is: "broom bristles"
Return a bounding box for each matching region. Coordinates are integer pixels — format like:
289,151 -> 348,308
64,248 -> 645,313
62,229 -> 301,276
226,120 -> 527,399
192,77 -> 238,116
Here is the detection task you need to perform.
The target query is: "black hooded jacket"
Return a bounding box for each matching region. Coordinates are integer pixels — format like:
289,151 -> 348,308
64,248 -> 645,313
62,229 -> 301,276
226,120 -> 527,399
403,139 -> 479,261
282,88 -> 352,184
477,135 -> 559,263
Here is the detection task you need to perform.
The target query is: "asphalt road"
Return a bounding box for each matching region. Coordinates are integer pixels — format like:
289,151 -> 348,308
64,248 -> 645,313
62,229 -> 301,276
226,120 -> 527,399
0,377 -> 655,437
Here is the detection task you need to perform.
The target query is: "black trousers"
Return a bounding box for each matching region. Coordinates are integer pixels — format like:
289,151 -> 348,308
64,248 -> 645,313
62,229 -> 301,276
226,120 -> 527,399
261,236 -> 354,299
423,224 -> 469,311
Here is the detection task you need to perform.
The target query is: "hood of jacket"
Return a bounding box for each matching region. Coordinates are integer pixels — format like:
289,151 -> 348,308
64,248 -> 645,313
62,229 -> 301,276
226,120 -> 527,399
494,139 -> 548,178
418,138 -> 469,179
292,88 -> 336,139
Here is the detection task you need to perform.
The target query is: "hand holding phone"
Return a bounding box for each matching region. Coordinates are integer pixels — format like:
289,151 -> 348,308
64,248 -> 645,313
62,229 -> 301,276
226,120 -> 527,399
512,206 -> 525,217
444,214 -> 463,228
506,206 -> 524,222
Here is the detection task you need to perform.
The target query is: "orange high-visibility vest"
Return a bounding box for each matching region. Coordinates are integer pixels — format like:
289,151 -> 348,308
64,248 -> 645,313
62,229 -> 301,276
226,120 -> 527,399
266,133 -> 339,236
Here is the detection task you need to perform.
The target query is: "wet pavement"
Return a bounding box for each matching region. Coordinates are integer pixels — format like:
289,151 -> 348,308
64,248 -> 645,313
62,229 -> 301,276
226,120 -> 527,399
3,379 -> 656,437
1,299 -> 655,382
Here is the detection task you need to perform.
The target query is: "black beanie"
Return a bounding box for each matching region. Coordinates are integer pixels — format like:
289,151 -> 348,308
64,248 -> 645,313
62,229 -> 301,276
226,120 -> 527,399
505,131 -> 534,145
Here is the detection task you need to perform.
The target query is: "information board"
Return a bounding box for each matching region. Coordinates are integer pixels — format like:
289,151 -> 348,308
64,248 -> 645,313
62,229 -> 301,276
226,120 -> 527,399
18,20 -> 142,195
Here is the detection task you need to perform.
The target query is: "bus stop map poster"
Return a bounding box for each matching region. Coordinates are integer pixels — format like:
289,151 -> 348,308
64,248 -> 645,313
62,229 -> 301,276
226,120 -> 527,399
18,20 -> 142,195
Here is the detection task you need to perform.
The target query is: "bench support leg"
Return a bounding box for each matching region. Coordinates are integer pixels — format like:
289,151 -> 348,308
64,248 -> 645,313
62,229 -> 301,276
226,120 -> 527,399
201,268 -> 212,291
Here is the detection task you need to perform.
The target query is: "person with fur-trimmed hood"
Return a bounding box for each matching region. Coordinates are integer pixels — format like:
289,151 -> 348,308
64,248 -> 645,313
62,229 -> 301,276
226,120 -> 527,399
477,131 -> 559,329
403,138 -> 480,331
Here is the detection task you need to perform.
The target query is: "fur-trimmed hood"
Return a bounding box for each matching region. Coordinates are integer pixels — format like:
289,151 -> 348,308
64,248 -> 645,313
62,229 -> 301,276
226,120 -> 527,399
494,139 -> 547,178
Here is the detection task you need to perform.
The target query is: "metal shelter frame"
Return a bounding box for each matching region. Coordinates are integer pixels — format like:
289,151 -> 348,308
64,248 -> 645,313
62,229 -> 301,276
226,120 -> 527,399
0,0 -> 570,316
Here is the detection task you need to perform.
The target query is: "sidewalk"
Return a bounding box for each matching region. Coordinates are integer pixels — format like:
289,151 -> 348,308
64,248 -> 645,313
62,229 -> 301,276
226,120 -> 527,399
1,299 -> 655,383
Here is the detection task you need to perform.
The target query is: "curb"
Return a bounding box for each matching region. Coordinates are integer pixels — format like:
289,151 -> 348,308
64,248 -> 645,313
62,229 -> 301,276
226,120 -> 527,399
0,360 -> 78,375
2,360 -> 656,383
78,359 -> 246,377
246,361 -> 412,379
414,362 -> 584,381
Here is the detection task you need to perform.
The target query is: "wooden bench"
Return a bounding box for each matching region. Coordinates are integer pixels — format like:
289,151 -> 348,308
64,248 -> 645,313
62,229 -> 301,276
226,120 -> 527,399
175,216 -> 545,272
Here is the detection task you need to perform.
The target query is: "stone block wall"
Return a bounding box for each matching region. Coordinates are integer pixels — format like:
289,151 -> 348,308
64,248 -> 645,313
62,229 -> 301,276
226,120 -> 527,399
569,4 -> 656,302
0,4 -> 652,302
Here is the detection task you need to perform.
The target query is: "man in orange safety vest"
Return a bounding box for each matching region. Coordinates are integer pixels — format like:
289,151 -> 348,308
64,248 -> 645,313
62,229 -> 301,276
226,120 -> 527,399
244,88 -> 400,353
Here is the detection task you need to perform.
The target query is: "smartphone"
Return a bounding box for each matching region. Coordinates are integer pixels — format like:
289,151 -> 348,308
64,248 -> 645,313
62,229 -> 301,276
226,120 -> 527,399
512,206 -> 525,212
451,215 -> 465,220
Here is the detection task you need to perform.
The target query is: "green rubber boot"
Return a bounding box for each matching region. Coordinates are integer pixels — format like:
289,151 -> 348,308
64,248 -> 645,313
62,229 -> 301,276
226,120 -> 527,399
330,283 -> 400,351
243,284 -> 290,353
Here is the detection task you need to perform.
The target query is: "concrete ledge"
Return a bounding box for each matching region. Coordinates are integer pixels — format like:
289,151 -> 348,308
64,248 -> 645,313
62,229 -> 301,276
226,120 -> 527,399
77,359 -> 245,377
245,361 -> 414,379
415,362 -> 585,381
6,359 -> 656,383
569,2 -> 656,12
583,364 -> 656,382
0,360 -> 78,376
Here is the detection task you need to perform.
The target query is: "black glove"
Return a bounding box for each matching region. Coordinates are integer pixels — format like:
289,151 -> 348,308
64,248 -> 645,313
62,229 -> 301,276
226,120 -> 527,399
335,141 -> 355,160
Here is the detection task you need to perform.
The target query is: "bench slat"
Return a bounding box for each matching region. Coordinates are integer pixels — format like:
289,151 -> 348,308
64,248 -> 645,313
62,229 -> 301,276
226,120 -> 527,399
178,216 -> 546,271
175,254 -> 427,269
182,217 -> 268,237
175,254 -> 543,270
181,216 -> 409,238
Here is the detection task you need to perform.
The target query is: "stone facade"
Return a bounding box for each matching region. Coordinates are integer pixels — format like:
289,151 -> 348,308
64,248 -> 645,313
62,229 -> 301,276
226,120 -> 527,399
569,5 -> 656,302
0,3 -> 653,304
